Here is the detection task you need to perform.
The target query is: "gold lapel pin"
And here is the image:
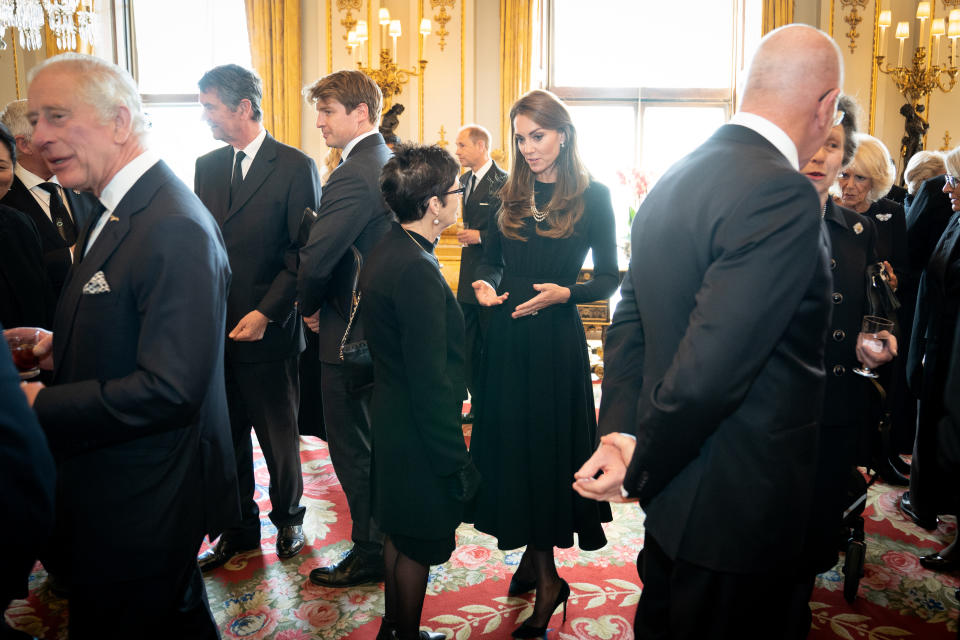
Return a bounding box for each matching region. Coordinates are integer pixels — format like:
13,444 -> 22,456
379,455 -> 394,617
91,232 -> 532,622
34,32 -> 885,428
109,215 -> 120,222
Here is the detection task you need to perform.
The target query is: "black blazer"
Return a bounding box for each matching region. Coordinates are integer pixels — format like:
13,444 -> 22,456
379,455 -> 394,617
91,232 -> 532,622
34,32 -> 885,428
599,124 -> 831,573
298,133 -> 394,363
821,200 -> 880,427
457,162 -> 507,304
863,197 -> 908,275
360,223 -> 470,536
0,321 -> 55,607
1,175 -> 97,296
0,204 -> 55,328
906,175 -> 953,274
33,160 -> 239,584
195,133 -> 320,363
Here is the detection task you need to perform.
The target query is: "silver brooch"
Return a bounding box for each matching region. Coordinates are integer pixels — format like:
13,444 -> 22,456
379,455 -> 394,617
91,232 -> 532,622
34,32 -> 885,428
876,213 -> 892,222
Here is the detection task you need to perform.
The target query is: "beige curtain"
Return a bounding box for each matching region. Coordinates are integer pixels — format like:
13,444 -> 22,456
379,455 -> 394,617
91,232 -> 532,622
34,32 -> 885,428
762,0 -> 794,35
244,0 -> 301,146
499,0 -> 535,163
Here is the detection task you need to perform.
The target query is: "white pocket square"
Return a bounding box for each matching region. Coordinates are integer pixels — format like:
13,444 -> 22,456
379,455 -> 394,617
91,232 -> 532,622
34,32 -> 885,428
82,271 -> 111,294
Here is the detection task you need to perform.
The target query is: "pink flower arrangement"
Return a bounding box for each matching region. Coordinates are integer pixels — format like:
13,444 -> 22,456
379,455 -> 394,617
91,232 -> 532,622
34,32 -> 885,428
615,168 -> 651,225
450,544 -> 492,570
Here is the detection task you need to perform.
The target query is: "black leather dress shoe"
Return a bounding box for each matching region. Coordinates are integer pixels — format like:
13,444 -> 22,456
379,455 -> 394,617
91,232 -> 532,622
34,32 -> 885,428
309,547 -> 384,587
899,491 -> 938,530
920,552 -> 960,572
198,536 -> 260,573
276,525 -> 305,559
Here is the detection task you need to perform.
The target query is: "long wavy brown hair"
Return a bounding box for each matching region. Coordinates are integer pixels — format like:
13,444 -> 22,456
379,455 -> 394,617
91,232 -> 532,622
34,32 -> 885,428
498,89 -> 590,240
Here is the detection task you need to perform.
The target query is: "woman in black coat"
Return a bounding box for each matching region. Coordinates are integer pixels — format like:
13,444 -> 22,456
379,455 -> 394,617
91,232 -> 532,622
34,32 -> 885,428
359,144 -> 479,640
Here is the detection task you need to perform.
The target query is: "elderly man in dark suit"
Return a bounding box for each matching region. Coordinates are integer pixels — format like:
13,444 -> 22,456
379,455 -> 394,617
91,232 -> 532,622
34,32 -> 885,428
21,53 -> 237,640
574,26 -> 845,638
193,64 -> 320,571
298,70 -> 393,588
0,99 -> 96,302
453,124 -> 506,421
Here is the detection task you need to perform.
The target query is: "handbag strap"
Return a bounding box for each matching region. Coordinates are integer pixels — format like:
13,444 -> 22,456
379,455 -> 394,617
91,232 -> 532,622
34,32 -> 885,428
339,288 -> 361,361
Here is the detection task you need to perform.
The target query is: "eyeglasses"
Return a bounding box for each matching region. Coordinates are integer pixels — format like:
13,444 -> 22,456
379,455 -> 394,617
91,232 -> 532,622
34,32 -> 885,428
443,187 -> 466,197
946,174 -> 959,187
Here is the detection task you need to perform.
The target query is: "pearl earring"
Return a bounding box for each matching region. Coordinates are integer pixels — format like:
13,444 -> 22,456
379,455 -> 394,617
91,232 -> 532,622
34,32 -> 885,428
433,216 -> 440,225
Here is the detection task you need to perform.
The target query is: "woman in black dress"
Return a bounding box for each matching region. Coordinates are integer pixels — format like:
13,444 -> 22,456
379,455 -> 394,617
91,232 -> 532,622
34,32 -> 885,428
360,144 -> 479,640
470,89 -> 618,637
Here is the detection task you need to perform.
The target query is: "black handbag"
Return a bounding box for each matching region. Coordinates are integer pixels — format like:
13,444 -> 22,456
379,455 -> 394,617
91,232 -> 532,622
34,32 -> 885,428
338,246 -> 374,394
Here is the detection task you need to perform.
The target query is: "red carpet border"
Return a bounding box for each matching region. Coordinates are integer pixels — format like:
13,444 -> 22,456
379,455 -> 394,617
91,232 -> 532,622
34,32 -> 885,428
5,436 -> 959,639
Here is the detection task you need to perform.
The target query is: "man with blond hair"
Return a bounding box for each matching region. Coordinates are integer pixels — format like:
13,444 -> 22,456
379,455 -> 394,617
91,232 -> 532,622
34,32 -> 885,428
298,69 -> 392,587
575,25 -> 845,637
21,53 -> 236,639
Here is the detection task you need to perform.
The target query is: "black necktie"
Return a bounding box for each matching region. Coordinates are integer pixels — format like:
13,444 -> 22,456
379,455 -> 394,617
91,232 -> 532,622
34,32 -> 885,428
465,173 -> 476,202
229,150 -> 246,207
38,182 -> 76,244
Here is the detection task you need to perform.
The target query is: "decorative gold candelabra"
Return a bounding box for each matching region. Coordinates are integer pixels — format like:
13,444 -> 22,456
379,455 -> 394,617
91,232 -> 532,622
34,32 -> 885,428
347,8 -> 430,111
875,4 -> 960,105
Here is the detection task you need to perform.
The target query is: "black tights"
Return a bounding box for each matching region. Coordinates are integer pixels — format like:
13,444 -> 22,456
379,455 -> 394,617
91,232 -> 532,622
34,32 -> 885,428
377,536 -> 429,640
515,545 -> 563,627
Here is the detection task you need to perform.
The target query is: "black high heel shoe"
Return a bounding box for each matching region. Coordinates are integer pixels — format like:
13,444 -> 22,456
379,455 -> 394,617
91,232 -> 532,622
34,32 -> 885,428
507,573 -> 537,596
511,579 -> 570,638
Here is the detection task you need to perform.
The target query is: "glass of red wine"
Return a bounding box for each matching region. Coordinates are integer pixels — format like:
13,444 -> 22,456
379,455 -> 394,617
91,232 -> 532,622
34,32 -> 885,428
852,315 -> 894,379
5,327 -> 43,380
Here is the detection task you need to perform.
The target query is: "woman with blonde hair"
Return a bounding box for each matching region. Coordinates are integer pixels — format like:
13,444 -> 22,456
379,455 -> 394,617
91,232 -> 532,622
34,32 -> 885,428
470,89 -> 618,637
904,150 -> 945,202
838,133 -> 908,277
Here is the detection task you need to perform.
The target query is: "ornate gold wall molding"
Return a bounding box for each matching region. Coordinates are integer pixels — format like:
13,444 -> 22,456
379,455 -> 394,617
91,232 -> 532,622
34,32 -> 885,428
437,125 -> 449,146
944,1 -> 960,8
941,131 -> 953,150
841,0 -> 868,53
869,1 -> 879,134
431,0 -> 456,51
337,0 -> 363,53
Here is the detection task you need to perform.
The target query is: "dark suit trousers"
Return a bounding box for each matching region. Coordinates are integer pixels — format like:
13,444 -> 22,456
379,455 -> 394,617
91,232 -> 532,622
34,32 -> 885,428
225,355 -> 305,537
321,361 -> 382,551
69,548 -> 217,640
461,301 -> 491,404
635,533 -> 805,639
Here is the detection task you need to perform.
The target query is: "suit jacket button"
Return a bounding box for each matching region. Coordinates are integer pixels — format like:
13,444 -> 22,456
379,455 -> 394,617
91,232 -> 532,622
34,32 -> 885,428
833,364 -> 845,376
832,292 -> 843,304
830,258 -> 838,271
833,329 -> 846,341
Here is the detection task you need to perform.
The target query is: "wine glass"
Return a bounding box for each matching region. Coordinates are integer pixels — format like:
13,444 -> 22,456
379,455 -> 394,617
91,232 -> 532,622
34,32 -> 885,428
852,315 -> 894,379
4,327 -> 44,380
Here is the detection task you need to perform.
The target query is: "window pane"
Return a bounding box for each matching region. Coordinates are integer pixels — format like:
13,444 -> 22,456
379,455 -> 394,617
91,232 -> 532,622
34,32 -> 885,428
144,104 -> 223,187
568,103 -> 637,244
553,0 -> 734,89
133,0 -> 251,94
640,106 -> 726,179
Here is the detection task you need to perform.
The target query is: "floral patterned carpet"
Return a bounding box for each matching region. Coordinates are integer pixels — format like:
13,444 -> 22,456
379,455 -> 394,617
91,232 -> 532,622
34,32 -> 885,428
5,435 -> 960,639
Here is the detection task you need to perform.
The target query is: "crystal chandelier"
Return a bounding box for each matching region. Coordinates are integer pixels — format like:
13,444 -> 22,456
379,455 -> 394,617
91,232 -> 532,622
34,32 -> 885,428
0,0 -> 94,51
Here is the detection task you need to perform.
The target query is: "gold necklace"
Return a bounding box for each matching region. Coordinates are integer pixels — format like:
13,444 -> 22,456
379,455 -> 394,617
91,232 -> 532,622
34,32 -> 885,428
401,226 -> 440,266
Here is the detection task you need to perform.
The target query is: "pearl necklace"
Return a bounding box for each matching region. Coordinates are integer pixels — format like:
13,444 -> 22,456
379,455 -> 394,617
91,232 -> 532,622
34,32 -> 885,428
532,205 -> 549,223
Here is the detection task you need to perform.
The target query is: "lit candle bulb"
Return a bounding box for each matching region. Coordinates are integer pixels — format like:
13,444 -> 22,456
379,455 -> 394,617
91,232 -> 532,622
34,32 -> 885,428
949,11 -> 960,67
917,1 -> 931,45
932,18 -> 946,66
896,21 -> 910,67
348,30 -> 358,65
379,8 -> 390,50
356,20 -> 368,65
389,19 -> 402,62
419,18 -> 431,48
879,10 -> 891,58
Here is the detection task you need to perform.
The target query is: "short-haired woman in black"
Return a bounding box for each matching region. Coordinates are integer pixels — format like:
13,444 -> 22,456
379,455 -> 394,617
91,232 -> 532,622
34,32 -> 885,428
361,143 -> 479,640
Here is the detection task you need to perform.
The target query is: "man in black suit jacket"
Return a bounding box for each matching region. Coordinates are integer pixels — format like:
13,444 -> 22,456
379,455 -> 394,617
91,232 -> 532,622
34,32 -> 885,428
298,70 -> 393,587
0,99 -> 97,302
22,54 -> 237,640
193,64 -> 320,571
453,124 -> 506,419
574,26 -> 844,637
